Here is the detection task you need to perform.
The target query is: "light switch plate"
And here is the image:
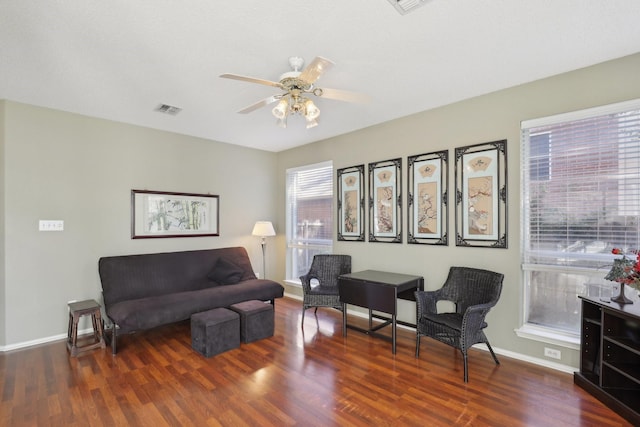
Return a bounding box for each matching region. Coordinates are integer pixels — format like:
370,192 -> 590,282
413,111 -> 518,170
39,220 -> 64,231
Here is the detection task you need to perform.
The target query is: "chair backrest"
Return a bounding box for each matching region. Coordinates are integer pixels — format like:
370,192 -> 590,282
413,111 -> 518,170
440,267 -> 504,314
308,254 -> 352,289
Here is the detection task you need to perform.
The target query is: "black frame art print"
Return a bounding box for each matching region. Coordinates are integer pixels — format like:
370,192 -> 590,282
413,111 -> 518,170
369,158 -> 402,243
131,189 -> 219,239
337,164 -> 365,241
407,150 -> 448,245
454,140 -> 507,248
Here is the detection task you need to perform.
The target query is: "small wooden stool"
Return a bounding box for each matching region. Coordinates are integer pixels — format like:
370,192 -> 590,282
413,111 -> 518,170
67,299 -> 106,357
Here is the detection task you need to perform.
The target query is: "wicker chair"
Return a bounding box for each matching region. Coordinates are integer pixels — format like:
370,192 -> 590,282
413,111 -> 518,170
415,266 -> 504,382
299,254 -> 351,327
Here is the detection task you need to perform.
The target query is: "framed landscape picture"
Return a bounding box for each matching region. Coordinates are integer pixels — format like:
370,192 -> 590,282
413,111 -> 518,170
407,150 -> 448,245
369,158 -> 402,243
454,140 -> 507,248
131,189 -> 219,239
337,164 -> 365,241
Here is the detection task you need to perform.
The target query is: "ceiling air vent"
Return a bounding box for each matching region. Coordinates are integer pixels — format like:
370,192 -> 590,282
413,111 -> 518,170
387,0 -> 429,15
155,104 -> 182,115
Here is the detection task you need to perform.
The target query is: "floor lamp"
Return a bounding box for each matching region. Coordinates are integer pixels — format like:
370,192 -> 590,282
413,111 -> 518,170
252,221 -> 276,279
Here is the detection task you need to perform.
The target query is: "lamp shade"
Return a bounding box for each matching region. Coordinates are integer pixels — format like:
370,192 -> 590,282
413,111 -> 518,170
252,221 -> 276,237
272,99 -> 288,119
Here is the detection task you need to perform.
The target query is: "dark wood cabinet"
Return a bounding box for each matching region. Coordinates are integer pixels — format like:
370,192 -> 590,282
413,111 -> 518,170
575,296 -> 640,425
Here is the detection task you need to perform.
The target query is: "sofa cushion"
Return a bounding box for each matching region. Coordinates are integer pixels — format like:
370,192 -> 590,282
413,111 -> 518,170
99,247 -> 258,307
208,257 -> 244,285
107,279 -> 284,333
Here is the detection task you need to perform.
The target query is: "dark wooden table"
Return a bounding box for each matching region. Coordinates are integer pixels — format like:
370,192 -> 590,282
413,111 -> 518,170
338,270 -> 424,354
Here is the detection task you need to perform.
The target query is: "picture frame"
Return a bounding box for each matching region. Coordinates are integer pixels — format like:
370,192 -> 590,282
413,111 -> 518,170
337,164 -> 365,241
407,150 -> 448,245
131,189 -> 219,239
454,140 -> 507,248
369,158 -> 402,243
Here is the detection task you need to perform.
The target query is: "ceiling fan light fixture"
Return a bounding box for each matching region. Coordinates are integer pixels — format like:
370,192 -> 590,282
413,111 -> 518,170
306,118 -> 318,129
272,99 -> 289,119
221,56 -> 366,130
277,117 -> 288,128
304,99 -> 320,120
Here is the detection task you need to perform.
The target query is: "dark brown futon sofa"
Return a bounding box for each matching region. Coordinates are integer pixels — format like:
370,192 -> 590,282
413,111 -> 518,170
98,247 -> 284,353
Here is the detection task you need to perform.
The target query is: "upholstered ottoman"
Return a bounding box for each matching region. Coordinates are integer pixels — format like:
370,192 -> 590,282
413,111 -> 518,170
229,300 -> 274,343
191,308 -> 240,357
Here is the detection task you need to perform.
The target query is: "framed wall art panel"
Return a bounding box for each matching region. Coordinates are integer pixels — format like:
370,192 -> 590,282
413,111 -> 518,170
454,140 -> 507,248
337,164 -> 365,241
369,158 -> 402,243
131,189 -> 219,239
407,150 -> 448,245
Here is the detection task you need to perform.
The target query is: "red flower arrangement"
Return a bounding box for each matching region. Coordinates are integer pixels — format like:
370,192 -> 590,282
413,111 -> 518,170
605,248 -> 640,292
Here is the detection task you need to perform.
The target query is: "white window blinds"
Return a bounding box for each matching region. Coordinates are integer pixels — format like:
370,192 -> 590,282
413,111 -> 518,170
286,161 -> 333,244
285,161 -> 333,280
522,99 -> 640,270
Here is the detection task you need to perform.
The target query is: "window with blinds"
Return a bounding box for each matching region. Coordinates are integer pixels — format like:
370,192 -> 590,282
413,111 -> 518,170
285,161 -> 333,281
521,99 -> 640,334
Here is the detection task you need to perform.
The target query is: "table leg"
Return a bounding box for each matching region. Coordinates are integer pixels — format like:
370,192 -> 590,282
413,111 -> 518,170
91,314 -> 99,340
71,313 -> 79,347
368,309 -> 373,330
392,314 -> 397,354
342,303 -> 347,337
67,312 -> 73,344
95,311 -> 104,341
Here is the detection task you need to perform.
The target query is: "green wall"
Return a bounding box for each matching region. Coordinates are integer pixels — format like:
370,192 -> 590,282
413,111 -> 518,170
1,102 -> 277,348
277,52 -> 640,368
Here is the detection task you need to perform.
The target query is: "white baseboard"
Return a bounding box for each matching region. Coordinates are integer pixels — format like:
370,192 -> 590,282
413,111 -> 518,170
284,291 -> 302,301
0,328 -> 93,353
482,345 -> 575,374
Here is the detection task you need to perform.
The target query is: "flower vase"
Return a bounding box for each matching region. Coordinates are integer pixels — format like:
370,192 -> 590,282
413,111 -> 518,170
611,282 -> 633,304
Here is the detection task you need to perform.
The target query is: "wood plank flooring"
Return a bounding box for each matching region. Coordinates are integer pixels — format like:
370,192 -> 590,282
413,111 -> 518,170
0,297 -> 632,426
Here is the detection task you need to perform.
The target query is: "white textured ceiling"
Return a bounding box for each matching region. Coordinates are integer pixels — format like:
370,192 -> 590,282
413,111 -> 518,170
2,1 -> 640,152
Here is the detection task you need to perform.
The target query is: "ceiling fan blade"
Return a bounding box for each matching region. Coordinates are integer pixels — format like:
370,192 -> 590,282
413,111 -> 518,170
298,56 -> 335,84
237,95 -> 279,114
318,87 -> 371,104
220,73 -> 283,89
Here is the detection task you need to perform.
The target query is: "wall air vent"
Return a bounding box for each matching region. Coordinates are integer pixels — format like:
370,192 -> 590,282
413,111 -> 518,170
155,104 -> 182,115
387,0 -> 429,15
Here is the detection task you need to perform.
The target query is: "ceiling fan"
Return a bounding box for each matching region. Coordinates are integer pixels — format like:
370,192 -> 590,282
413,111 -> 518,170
220,56 -> 369,128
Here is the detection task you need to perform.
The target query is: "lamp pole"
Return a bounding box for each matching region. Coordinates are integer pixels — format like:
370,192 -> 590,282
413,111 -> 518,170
252,221 -> 276,279
260,236 -> 267,279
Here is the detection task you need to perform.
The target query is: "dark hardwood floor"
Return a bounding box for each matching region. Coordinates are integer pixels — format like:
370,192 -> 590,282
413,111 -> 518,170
0,297 -> 631,426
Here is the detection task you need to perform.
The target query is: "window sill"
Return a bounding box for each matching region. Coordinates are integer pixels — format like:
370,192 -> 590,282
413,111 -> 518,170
515,324 -> 580,351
